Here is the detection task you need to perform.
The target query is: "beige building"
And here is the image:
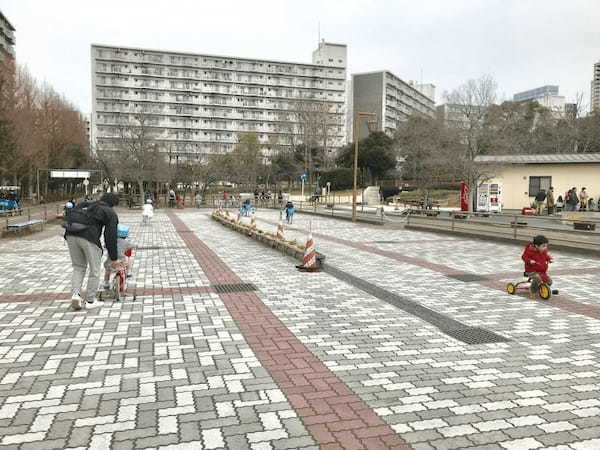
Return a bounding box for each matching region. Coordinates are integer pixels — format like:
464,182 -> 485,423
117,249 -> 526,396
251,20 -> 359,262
475,153 -> 600,210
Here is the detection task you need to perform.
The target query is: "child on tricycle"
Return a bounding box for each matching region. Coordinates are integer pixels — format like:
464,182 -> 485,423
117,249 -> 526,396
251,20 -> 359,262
507,235 -> 558,299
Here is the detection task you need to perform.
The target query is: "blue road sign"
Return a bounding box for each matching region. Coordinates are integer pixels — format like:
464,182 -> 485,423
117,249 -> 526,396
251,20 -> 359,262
300,172 -> 308,181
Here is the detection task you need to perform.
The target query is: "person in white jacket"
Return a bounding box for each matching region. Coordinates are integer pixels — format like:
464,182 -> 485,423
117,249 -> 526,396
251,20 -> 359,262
142,199 -> 154,224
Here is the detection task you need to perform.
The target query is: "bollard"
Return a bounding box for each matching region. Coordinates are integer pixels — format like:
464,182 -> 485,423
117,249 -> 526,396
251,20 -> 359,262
28,208 -> 31,221
512,215 -> 518,239
44,205 -> 47,222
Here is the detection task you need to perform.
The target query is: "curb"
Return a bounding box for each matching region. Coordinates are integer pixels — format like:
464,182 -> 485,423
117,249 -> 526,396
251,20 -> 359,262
211,212 -> 326,266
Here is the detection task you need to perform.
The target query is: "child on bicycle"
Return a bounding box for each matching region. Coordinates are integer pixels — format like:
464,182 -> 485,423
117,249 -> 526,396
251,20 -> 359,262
103,224 -> 133,289
522,235 -> 553,296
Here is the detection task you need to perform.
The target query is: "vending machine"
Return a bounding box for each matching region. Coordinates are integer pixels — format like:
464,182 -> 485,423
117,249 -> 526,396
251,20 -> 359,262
477,183 -> 502,213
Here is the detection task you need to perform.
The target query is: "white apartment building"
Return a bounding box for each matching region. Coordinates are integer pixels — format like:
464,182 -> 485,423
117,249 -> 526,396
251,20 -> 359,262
0,10 -> 15,60
592,61 -> 600,113
91,41 -> 347,160
352,71 -> 435,139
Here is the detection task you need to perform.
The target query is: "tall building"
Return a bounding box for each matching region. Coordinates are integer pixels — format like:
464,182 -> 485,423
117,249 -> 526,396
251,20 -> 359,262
0,10 -> 15,60
351,71 -> 435,139
91,41 -> 347,160
513,85 -> 559,102
513,85 -> 569,117
592,61 -> 600,113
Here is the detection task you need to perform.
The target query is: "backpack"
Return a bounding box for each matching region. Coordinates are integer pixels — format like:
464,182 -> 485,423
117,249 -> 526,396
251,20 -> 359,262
62,207 -> 98,233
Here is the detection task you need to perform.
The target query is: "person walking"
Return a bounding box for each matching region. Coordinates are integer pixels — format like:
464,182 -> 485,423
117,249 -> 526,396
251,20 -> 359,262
546,187 -> 555,215
63,192 -> 120,311
567,187 -> 579,212
168,189 -> 176,208
534,189 -> 547,215
579,187 -> 588,211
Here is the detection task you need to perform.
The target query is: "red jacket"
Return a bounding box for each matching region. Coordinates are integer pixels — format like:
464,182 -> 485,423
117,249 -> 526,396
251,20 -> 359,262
521,243 -> 551,282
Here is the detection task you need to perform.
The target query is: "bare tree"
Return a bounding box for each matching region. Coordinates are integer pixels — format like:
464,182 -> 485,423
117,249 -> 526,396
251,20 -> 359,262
444,75 -> 500,210
100,113 -> 166,201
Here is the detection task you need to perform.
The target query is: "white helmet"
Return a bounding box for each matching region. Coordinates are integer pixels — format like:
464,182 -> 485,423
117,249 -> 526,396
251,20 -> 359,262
146,199 -> 153,204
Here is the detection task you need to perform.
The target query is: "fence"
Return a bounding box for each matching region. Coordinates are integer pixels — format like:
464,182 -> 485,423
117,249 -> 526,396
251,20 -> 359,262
0,202 -> 66,233
405,210 -> 600,253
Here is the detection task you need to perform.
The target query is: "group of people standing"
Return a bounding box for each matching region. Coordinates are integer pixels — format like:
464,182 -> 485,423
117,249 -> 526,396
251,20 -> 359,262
534,186 -> 595,215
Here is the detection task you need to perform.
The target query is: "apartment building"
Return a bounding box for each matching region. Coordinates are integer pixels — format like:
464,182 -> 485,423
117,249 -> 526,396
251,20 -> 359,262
351,71 -> 435,139
0,10 -> 15,60
592,61 -> 600,113
91,41 -> 347,160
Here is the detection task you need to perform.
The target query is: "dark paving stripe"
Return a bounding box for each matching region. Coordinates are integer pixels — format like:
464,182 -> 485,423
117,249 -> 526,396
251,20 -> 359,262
258,217 -> 600,322
322,264 -> 509,345
445,273 -> 491,283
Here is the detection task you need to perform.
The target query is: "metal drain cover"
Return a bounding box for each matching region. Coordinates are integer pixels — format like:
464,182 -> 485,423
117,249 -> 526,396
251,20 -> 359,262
446,273 -> 490,282
212,283 -> 258,293
444,327 -> 510,344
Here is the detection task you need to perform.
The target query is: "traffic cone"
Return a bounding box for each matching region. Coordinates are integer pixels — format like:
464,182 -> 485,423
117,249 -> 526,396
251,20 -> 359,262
250,213 -> 257,232
296,233 -> 319,272
236,212 -> 241,223
276,220 -> 284,240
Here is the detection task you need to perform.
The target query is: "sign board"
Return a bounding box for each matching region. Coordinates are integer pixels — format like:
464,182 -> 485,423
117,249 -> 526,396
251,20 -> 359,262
50,170 -> 91,179
83,179 -> 90,186
300,172 -> 308,181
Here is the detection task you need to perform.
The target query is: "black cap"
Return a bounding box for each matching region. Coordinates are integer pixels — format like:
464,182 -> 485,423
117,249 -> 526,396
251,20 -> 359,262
533,235 -> 548,246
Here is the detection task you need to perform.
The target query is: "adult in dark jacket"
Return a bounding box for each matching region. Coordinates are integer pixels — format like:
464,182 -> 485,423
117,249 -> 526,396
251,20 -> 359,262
65,193 -> 120,310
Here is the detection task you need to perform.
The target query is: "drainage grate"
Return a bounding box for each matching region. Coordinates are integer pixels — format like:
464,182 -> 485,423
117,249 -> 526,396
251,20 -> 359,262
444,328 -> 510,344
446,273 -> 491,283
323,265 -> 509,345
212,283 -> 258,294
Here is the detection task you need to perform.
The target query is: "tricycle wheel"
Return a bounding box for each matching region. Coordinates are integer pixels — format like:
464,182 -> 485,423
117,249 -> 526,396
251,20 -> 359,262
506,283 -> 516,295
539,283 -> 551,300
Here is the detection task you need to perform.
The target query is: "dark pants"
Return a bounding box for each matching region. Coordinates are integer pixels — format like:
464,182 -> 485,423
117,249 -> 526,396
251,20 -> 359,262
526,272 -> 552,293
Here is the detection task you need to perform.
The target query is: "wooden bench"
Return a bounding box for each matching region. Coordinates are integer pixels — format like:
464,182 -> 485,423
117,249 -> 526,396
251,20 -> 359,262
574,221 -> 596,231
7,219 -> 44,234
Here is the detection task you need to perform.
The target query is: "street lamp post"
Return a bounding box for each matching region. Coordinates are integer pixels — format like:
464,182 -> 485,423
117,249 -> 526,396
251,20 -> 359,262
352,111 -> 377,222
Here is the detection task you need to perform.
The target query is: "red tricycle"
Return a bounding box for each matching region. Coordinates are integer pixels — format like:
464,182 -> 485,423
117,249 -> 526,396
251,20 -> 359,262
506,273 -> 558,300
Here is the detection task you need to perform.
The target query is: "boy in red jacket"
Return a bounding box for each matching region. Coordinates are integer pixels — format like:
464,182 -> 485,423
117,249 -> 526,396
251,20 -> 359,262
522,235 -> 553,296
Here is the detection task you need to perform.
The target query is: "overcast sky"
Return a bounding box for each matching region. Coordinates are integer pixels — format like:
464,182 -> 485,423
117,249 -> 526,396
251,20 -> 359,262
2,0 -> 599,113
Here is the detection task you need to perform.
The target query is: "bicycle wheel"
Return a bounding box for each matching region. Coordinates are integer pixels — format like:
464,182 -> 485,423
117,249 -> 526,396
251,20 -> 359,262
539,283 -> 551,300
113,274 -> 120,302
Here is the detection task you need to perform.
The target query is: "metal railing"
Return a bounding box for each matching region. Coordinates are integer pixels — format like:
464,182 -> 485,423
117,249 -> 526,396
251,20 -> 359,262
405,210 -> 600,252
1,202 -> 66,233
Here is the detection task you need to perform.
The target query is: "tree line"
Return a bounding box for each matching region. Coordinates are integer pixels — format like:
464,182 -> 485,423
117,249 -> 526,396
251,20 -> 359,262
0,59 -> 89,199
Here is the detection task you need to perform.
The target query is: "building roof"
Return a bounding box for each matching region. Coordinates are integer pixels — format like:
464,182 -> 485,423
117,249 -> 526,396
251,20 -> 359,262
0,11 -> 15,31
91,43 -> 346,70
475,153 -> 600,164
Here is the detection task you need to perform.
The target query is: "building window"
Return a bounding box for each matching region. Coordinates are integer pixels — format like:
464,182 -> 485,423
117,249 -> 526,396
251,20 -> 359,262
528,176 -> 551,196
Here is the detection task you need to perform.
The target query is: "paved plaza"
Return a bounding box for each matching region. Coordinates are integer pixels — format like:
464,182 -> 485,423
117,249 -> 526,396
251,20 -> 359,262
1,209 -> 600,449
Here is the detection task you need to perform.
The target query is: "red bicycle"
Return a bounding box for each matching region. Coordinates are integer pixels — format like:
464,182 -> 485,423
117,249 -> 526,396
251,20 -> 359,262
99,249 -> 134,302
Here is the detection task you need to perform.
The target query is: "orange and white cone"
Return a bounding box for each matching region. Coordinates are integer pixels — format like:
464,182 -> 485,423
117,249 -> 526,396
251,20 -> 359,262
250,214 -> 257,232
297,233 -> 319,272
276,220 -> 285,240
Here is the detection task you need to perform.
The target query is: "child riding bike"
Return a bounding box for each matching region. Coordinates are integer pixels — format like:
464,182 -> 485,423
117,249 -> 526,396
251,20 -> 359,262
142,199 -> 154,224
522,235 -> 553,297
103,224 -> 133,290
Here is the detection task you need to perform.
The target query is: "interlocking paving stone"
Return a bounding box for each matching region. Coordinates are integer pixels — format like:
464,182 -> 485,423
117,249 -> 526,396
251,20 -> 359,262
4,209 -> 600,449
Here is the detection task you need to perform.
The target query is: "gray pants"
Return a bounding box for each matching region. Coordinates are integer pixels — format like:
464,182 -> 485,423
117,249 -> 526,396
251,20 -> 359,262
66,235 -> 102,303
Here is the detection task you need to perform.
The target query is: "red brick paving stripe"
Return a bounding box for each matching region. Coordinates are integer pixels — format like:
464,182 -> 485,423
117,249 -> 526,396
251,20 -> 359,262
0,286 -> 213,303
168,212 -> 412,450
258,217 -> 600,322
